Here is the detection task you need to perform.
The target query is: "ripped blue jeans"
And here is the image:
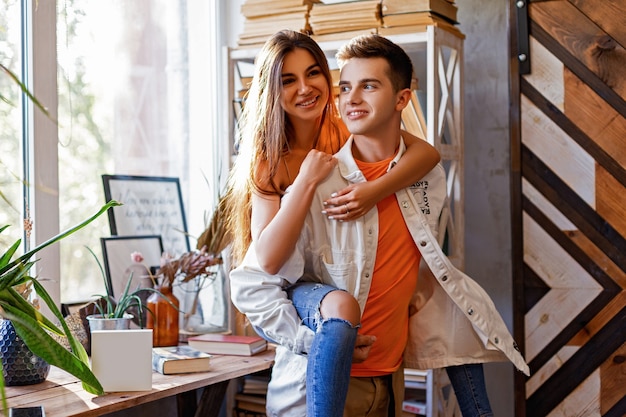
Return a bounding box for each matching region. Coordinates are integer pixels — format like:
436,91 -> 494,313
279,283 -> 493,417
286,282 -> 358,417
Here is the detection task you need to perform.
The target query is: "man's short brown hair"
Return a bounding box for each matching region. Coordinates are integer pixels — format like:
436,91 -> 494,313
336,34 -> 414,92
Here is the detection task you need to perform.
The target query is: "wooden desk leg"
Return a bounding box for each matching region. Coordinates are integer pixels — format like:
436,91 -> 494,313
194,380 -> 230,417
177,390 -> 197,417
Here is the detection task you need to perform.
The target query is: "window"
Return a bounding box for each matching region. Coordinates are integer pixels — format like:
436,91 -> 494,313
0,0 -> 25,250
3,1 -> 226,313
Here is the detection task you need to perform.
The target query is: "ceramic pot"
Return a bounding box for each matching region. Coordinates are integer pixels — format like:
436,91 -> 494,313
0,319 -> 50,386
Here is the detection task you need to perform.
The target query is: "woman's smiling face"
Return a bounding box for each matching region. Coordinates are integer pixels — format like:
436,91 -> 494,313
280,47 -> 330,123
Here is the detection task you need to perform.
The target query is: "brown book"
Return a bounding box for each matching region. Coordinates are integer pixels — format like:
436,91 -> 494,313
310,0 -> 380,16
312,28 -> 378,43
187,333 -> 268,356
243,12 -> 310,34
381,0 -> 458,23
377,22 -> 465,39
151,345 -> 212,375
382,11 -> 448,26
241,3 -> 310,18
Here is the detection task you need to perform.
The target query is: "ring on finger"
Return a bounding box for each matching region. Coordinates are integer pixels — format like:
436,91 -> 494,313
344,204 -> 349,215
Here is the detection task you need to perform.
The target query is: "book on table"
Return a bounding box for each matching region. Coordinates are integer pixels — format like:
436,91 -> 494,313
187,333 -> 268,356
152,345 -> 212,375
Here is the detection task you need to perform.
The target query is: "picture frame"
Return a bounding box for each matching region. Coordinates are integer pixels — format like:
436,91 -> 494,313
100,235 -> 163,298
102,174 -> 190,255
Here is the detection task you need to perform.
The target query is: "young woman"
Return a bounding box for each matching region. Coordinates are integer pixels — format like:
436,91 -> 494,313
225,30 -> 441,417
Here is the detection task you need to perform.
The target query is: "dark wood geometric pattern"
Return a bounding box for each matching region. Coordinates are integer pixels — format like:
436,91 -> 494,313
511,0 -> 626,415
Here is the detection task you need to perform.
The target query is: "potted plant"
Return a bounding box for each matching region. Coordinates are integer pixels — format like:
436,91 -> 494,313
0,200 -> 121,400
84,247 -> 158,331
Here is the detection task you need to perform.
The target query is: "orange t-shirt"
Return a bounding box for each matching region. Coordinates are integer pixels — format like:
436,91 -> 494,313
351,156 -> 421,377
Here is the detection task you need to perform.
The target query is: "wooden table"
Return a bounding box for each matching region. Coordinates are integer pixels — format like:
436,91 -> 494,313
5,348 -> 275,417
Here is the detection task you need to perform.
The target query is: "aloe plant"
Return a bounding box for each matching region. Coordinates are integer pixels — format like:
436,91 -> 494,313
0,200 -> 121,403
85,245 -> 175,328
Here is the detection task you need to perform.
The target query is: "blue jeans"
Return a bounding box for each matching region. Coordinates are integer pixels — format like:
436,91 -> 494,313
446,364 -> 493,417
285,283 -> 493,417
287,282 -> 358,417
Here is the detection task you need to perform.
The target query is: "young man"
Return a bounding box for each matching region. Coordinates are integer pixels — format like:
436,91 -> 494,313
231,34 -> 528,417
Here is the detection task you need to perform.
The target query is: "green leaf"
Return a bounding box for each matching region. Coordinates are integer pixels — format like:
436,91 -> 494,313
0,63 -> 56,123
0,238 -> 20,268
0,200 -> 122,278
3,306 -> 103,395
0,201 -> 122,396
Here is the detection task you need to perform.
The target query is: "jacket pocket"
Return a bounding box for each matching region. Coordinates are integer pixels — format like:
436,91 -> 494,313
318,252 -> 359,295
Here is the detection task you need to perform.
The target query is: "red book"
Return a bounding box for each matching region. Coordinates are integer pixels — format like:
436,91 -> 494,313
187,334 -> 268,356
402,398 -> 427,415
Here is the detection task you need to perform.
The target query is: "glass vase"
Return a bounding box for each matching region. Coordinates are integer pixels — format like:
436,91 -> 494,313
177,265 -> 229,335
146,285 -> 180,347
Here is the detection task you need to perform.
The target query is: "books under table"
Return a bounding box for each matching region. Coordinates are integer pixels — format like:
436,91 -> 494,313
151,345 -> 212,375
234,392 -> 267,415
187,333 -> 268,356
402,397 -> 427,415
241,374 -> 270,395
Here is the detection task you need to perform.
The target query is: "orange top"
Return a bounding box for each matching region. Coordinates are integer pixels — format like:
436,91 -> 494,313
351,155 -> 421,377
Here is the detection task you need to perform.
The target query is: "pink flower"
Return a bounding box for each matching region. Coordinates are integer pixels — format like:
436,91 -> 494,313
130,251 -> 144,263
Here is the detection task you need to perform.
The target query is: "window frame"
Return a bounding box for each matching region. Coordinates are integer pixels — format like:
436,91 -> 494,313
22,0 -> 226,313
25,0 -> 61,314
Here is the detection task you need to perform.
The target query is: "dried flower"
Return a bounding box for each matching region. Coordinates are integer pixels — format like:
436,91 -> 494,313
155,246 -> 222,288
130,251 -> 144,263
23,212 -> 33,241
14,282 -> 39,310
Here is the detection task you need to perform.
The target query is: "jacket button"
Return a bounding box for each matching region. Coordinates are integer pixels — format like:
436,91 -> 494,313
420,241 -> 427,247
467,308 -> 474,315
441,276 -> 448,282
402,201 -> 409,208
494,337 -> 499,344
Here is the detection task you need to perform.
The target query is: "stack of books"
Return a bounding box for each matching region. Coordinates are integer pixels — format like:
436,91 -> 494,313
379,0 -> 463,38
234,370 -> 271,417
401,87 -> 427,141
402,368 -> 427,416
238,0 -> 319,47
309,0 -> 381,42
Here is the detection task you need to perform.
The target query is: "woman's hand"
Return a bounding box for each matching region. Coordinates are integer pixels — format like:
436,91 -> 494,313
296,149 -> 337,187
322,181 -> 381,221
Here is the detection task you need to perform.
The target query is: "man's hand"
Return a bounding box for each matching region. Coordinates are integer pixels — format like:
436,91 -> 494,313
353,334 -> 376,363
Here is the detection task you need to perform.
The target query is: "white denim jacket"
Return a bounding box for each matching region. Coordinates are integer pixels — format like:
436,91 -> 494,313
230,136 -> 530,416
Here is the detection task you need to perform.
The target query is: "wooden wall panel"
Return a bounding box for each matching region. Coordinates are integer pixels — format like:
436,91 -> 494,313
563,69 -> 626,168
511,0 -> 626,415
530,0 -> 626,99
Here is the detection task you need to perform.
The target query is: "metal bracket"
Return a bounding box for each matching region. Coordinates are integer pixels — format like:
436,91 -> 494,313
515,0 -> 530,74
